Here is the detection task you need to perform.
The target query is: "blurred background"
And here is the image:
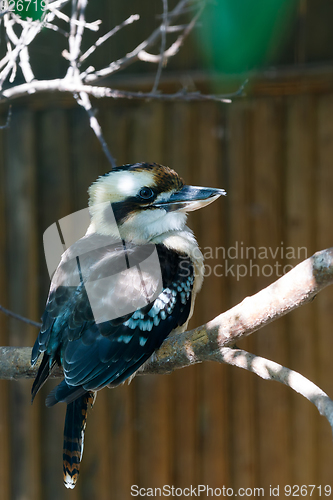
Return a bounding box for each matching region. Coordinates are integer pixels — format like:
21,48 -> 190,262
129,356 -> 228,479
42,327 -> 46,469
1,0 -> 333,498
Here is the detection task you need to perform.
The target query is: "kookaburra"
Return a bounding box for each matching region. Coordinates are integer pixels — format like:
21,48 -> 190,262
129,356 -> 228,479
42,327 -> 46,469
31,162 -> 225,488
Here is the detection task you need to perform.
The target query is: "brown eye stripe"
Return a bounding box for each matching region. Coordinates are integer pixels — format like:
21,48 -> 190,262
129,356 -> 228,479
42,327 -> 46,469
106,163 -> 184,226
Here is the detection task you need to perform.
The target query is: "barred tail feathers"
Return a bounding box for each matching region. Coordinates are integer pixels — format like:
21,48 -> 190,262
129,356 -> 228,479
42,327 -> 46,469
63,391 -> 95,489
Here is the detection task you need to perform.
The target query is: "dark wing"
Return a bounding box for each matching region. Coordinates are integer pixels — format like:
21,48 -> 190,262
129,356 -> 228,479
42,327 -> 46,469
32,239 -> 194,405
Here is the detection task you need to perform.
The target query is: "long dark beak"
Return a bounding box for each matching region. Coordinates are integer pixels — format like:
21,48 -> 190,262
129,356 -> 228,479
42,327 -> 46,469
153,185 -> 226,213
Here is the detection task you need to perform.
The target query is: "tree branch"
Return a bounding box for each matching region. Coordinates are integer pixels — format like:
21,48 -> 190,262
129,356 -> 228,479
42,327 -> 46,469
1,248 -> 333,433
212,347 -> 333,433
74,90 -> 117,168
0,78 -> 245,104
151,0 -> 168,94
141,247 -> 333,375
2,247 -> 333,377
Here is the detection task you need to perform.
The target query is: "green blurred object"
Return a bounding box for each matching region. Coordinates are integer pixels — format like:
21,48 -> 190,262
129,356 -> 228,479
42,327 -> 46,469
12,0 -> 46,21
198,0 -> 298,73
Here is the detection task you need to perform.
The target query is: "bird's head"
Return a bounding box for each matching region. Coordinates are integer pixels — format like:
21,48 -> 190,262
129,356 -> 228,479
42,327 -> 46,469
88,163 -> 226,244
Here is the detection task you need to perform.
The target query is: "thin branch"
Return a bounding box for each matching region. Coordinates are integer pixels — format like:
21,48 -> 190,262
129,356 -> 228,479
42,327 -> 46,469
0,0 -> 210,110
43,22 -> 69,37
79,14 -> 140,64
0,79 -> 114,99
48,3 -> 100,31
48,0 -> 72,9
19,45 -> 35,83
66,0 -> 87,77
0,78 -> 246,103
75,91 -> 117,168
156,2 -> 201,19
83,0 -> 201,82
143,247 -> 333,376
151,0 -> 168,94
0,304 -> 41,328
213,347 -> 333,433
112,87 -> 240,103
142,2 -> 205,66
1,17 -> 18,85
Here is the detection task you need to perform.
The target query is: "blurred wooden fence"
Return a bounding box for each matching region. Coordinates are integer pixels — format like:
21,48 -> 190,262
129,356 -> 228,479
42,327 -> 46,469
1,74 -> 333,499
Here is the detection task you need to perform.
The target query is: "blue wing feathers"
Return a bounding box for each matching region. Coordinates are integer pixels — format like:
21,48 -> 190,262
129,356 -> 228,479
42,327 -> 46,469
32,242 -> 194,405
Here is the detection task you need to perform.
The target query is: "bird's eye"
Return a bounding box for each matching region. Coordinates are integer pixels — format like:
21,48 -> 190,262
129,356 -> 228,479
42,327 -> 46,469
138,187 -> 154,200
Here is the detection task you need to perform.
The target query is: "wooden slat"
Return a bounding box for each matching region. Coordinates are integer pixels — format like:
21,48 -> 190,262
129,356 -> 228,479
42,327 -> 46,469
164,102 -> 199,488
5,109 -> 41,500
36,108 -> 77,500
316,94 -> 333,485
79,390 -> 113,500
128,102 -> 165,166
3,87 -> 333,497
0,112 -> 11,500
106,383 -> 135,500
227,100 -> 258,489
104,104 -> 135,500
192,102 -> 230,488
285,95 -> 318,484
104,104 -> 134,168
88,104 -> 136,499
69,107 -> 112,500
37,109 -> 72,296
131,102 -> 172,490
71,107 -> 106,211
251,98 -> 292,489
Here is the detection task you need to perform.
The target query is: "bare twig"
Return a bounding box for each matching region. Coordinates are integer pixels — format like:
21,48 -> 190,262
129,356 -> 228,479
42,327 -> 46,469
43,22 -> 69,37
48,2 -> 99,31
214,347 -> 333,434
0,78 -> 246,103
0,304 -> 41,329
83,0 -> 203,82
79,14 -> 140,64
66,0 -> 87,78
0,104 -> 11,129
48,0 -> 71,9
1,79 -> 113,100
156,2 -> 201,19
142,1 -> 205,66
0,15 -> 41,86
151,0 -> 168,93
75,91 -> 117,168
